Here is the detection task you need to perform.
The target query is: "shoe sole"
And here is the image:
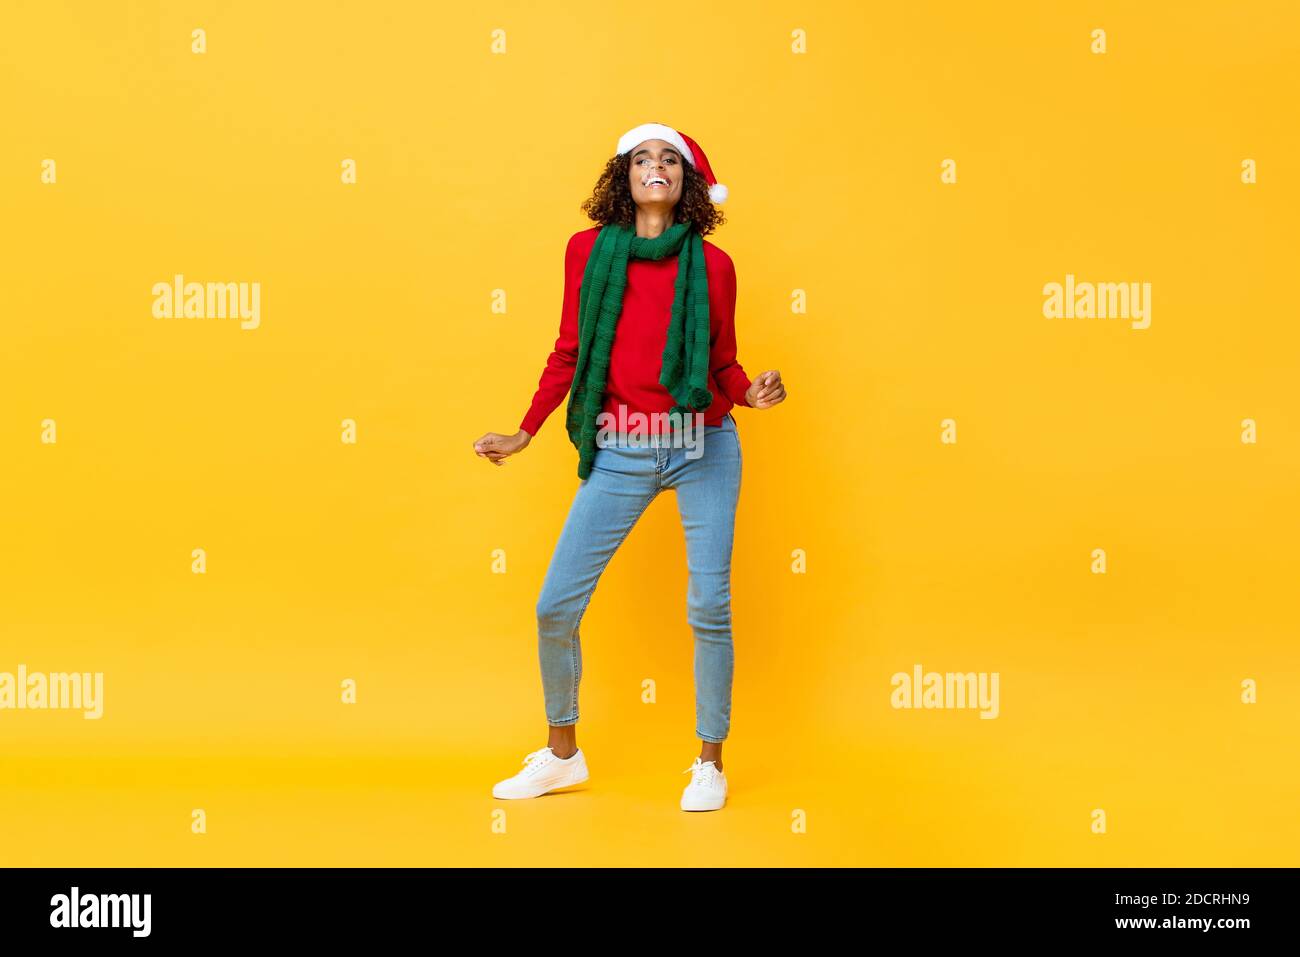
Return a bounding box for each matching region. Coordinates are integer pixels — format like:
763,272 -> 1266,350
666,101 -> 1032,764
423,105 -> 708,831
681,795 -> 727,811
493,765 -> 589,800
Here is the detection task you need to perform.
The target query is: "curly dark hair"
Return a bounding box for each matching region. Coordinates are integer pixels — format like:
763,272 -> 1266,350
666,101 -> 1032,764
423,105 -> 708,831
579,152 -> 726,236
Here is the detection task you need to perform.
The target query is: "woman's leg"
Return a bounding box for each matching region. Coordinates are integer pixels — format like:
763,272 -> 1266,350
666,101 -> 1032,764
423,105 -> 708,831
663,415 -> 743,768
536,442 -> 659,753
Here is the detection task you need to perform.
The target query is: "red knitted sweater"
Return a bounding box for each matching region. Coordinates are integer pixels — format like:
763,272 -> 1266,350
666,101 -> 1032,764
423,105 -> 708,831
520,226 -> 752,437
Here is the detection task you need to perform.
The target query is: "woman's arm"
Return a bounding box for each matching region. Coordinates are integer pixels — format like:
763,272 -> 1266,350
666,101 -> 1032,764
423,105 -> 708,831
708,250 -> 754,407
518,231 -> 587,436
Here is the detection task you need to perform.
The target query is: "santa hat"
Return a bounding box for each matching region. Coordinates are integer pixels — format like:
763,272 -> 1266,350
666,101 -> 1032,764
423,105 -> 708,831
615,122 -> 728,204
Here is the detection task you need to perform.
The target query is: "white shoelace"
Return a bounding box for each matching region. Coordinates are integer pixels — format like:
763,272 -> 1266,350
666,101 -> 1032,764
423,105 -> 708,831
521,747 -> 555,775
682,758 -> 720,787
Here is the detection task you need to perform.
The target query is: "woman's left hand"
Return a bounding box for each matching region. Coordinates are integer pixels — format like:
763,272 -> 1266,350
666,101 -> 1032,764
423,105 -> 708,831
745,370 -> 786,409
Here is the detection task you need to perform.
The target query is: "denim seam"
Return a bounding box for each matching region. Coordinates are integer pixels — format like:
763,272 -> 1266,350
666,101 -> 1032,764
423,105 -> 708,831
732,425 -> 743,512
559,485 -> 661,723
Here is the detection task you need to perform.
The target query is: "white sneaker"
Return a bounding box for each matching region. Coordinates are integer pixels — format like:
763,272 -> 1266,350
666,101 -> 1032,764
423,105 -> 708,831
680,757 -> 727,811
492,747 -> 589,799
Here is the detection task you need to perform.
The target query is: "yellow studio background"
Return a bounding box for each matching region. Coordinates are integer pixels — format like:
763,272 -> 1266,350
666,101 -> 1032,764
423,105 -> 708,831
2,0 -> 1297,867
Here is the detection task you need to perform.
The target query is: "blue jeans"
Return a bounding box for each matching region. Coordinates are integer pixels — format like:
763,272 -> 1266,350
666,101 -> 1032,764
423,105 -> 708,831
536,413 -> 743,743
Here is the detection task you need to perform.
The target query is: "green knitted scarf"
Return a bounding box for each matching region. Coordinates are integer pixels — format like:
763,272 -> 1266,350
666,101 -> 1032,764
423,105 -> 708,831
564,220 -> 713,479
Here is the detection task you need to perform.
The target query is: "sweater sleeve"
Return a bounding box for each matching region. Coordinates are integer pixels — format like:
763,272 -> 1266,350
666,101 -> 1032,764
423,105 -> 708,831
519,232 -> 586,436
708,249 -> 753,409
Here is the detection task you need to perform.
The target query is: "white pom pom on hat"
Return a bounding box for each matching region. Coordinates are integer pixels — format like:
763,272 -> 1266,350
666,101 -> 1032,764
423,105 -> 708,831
616,122 -> 728,204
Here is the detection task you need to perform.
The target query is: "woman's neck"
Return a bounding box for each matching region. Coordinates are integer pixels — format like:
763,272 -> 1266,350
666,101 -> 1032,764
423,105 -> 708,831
634,208 -> 674,239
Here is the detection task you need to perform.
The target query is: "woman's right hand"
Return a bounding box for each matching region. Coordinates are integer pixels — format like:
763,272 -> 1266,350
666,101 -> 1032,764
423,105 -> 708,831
473,429 -> 532,466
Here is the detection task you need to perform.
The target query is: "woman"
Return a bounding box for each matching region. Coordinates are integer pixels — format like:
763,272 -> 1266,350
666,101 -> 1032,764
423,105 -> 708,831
473,123 -> 786,811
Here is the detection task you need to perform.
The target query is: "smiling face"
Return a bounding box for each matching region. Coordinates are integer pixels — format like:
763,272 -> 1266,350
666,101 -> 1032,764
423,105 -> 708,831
627,139 -> 686,211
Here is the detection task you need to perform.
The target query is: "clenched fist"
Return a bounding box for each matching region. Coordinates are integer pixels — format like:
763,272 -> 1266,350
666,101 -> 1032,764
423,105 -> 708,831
745,370 -> 787,410
473,428 -> 532,466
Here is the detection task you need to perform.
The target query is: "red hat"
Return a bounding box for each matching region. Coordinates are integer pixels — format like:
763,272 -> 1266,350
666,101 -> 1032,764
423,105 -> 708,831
615,122 -> 728,204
